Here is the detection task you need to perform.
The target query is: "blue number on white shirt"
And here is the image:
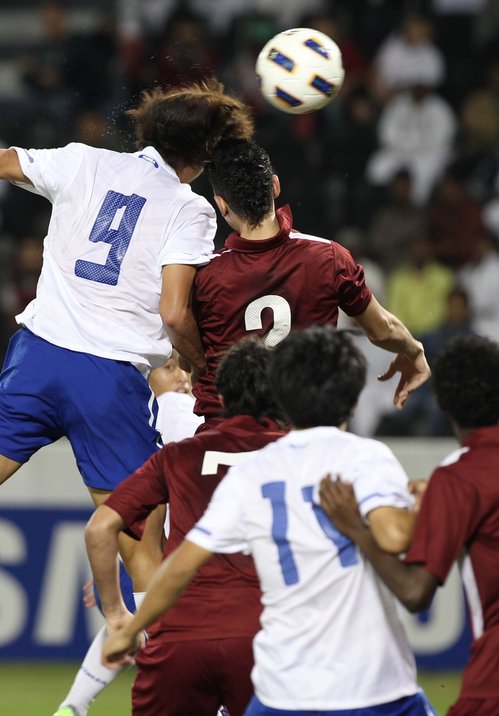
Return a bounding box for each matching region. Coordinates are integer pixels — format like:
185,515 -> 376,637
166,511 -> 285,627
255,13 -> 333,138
302,486 -> 358,567
75,190 -> 146,286
262,481 -> 299,586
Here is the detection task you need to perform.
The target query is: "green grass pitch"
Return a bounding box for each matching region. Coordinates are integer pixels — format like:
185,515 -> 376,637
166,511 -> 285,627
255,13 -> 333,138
0,663 -> 462,716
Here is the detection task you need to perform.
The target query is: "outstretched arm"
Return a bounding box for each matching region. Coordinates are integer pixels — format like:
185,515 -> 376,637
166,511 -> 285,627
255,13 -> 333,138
102,540 -> 212,667
160,264 -> 207,377
319,476 -> 438,613
354,296 -> 430,409
0,149 -> 31,184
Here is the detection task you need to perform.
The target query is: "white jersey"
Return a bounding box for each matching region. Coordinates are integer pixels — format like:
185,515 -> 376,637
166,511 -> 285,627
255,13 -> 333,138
156,391 -> 204,444
188,426 -> 418,711
11,143 -> 216,374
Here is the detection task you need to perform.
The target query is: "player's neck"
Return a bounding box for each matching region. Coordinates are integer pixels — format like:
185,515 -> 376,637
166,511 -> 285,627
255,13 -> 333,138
237,213 -> 281,241
453,422 -> 476,445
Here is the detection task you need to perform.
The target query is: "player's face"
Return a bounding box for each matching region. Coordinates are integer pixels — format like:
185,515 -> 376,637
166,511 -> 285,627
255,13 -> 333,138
150,359 -> 191,396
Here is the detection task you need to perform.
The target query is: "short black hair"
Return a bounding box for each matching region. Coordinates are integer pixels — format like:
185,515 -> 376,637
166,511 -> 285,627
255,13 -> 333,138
433,335 -> 499,428
215,337 -> 284,424
270,326 -> 367,428
204,138 -> 274,228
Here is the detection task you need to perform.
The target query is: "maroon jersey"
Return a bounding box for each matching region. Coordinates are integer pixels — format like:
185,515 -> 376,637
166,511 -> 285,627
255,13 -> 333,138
105,415 -> 285,644
405,426 -> 499,699
192,205 -> 372,417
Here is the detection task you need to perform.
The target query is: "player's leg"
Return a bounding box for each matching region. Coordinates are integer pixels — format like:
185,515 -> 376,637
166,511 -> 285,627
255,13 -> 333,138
0,328 -> 64,484
214,637 -> 255,716
132,639 -> 220,716
56,354 -> 164,715
55,561 -> 138,716
0,454 -> 22,485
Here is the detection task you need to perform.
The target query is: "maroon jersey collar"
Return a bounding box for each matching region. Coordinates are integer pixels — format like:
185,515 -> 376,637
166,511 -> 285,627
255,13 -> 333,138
463,425 -> 499,449
225,205 -> 293,253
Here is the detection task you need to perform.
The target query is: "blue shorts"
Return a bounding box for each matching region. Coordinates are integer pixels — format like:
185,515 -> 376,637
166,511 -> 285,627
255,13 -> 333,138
0,328 -> 161,490
244,692 -> 438,716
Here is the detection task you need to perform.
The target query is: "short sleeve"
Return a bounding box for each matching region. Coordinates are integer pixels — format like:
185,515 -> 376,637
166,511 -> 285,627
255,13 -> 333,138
341,442 -> 414,520
332,242 -> 372,317
159,194 -> 216,267
104,448 -> 169,540
186,469 -> 250,554
405,468 -> 481,584
10,143 -> 84,202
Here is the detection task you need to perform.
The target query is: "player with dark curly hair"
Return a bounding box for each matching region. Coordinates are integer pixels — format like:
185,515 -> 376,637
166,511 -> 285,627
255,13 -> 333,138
191,138 -> 430,426
319,334 -> 499,716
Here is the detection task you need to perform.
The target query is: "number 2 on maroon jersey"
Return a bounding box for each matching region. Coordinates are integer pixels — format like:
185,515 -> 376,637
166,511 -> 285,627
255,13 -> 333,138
245,295 -> 292,347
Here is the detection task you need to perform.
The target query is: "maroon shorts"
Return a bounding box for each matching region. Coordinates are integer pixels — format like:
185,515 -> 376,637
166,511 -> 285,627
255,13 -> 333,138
447,698 -> 499,716
132,636 -> 254,716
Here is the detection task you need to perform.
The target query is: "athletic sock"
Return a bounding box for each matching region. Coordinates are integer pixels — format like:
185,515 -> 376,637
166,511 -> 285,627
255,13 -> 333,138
133,591 -> 146,609
58,625 -> 128,716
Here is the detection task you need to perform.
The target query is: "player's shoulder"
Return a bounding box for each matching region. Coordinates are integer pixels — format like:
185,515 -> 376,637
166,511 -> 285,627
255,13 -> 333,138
288,229 -> 332,247
175,182 -> 215,217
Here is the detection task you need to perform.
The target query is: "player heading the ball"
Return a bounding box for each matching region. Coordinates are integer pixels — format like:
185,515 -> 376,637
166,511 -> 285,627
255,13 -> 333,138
191,137 -> 430,422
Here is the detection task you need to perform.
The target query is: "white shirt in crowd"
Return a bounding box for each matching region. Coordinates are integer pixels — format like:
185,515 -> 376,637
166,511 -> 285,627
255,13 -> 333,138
367,91 -> 457,204
459,251 -> 499,342
188,427 -> 418,711
375,34 -> 446,91
11,143 -> 216,374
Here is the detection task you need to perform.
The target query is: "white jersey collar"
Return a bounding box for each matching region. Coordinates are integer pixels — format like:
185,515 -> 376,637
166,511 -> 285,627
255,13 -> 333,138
135,146 -> 179,180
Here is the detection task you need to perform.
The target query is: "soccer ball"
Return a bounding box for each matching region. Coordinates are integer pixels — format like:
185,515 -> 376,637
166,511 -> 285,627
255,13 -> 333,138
256,28 -> 345,115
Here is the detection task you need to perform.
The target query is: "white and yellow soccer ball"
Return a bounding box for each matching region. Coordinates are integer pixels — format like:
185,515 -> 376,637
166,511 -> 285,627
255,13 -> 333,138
256,28 -> 345,114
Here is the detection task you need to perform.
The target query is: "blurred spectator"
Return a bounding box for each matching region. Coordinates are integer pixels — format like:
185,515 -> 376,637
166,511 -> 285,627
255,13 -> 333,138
373,14 -> 446,101
377,287 -> 473,437
458,232 -> 499,341
18,2 -> 115,126
420,287 -> 473,363
321,88 -> 379,229
482,170 -> 499,237
367,86 -> 457,205
369,170 -> 428,272
154,10 -> 218,89
0,237 -> 43,332
386,237 -> 455,336
430,170 -> 483,266
461,88 -> 499,154
223,14 -> 277,115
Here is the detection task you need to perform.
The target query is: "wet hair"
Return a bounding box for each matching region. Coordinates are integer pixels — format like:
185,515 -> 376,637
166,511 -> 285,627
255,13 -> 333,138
204,138 -> 274,228
127,79 -> 253,170
270,326 -> 367,428
215,337 -> 284,424
433,335 -> 499,428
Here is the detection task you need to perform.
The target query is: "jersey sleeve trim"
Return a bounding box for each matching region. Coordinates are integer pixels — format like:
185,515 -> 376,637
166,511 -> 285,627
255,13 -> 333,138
359,491 -> 414,520
160,251 -> 215,267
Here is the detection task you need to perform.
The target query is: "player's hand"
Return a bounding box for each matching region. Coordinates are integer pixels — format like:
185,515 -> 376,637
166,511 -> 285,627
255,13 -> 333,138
378,350 -> 431,410
408,479 -> 428,514
102,625 -> 142,669
82,580 -> 97,609
319,475 -> 364,540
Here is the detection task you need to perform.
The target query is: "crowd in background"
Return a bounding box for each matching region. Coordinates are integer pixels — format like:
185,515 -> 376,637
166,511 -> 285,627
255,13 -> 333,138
0,0 -> 498,436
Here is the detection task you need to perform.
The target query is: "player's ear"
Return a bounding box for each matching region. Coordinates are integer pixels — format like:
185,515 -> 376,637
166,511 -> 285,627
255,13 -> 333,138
218,394 -> 226,408
272,175 -> 281,199
214,195 -> 229,218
